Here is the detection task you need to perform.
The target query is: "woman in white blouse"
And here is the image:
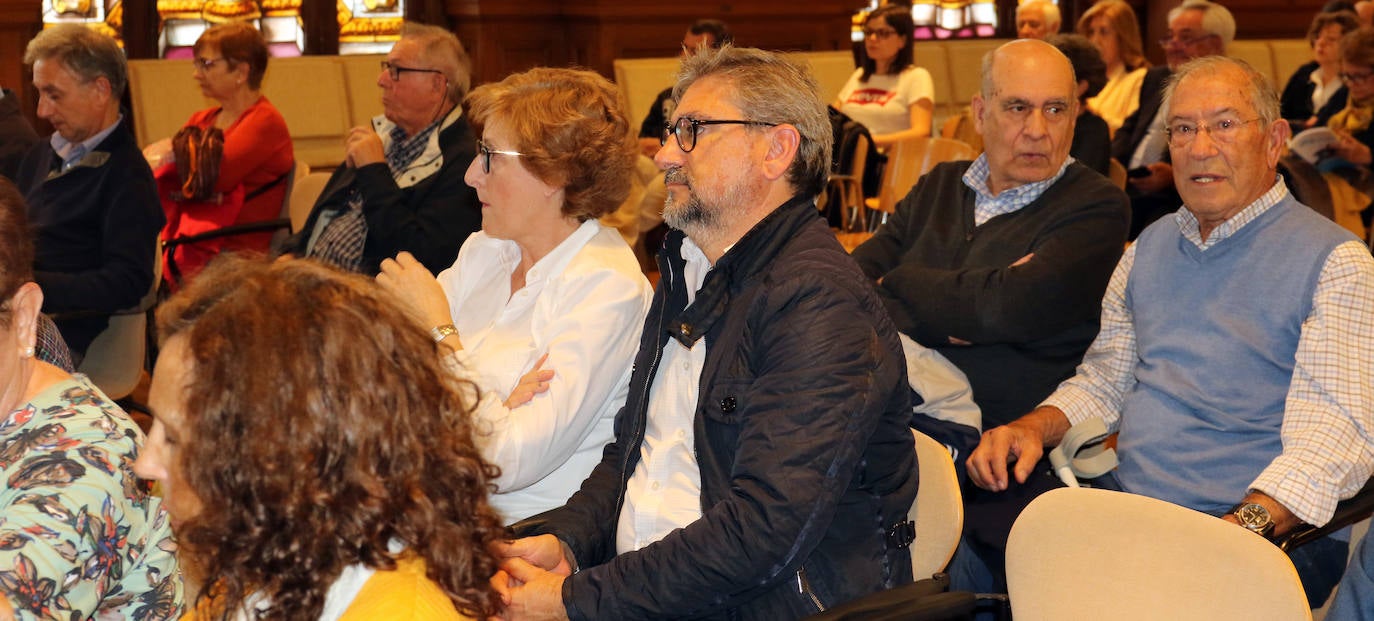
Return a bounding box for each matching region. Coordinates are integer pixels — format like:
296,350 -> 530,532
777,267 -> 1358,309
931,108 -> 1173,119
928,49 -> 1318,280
377,67 -> 652,524
835,4 -> 934,148
1077,0 -> 1150,136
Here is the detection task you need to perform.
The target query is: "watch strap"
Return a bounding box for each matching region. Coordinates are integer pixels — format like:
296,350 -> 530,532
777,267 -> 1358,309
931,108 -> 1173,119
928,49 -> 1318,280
429,323 -> 458,343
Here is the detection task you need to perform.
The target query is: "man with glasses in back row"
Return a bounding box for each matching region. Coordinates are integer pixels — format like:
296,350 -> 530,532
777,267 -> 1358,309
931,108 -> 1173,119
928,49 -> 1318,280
284,22 -> 480,275
1113,0 -> 1233,238
968,55 -> 1374,610
491,45 -> 919,620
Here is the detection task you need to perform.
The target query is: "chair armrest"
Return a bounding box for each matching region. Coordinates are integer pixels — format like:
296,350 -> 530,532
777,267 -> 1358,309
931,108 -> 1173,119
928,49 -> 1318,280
162,218 -> 292,249
802,575 -> 977,621
1276,477 -> 1374,552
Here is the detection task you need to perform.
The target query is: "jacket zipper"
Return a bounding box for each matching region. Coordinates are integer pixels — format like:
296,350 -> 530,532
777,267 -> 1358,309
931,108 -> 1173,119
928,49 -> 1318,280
796,567 -> 826,612
612,254 -> 673,516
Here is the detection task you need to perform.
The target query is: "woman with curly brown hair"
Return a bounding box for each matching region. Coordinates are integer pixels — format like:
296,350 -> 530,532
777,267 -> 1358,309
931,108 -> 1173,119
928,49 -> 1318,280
376,67 -> 652,524
134,256 -> 504,620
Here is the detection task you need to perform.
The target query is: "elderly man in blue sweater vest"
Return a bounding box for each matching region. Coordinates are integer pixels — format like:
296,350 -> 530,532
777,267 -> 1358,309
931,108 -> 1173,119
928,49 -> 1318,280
969,55 -> 1374,609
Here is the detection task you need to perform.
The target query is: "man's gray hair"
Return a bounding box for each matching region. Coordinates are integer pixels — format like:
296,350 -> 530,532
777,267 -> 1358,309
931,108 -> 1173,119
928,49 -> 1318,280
23,24 -> 127,97
399,22 -> 472,104
1169,0 -> 1236,49
672,45 -> 832,198
1161,56 -> 1280,127
1017,0 -> 1062,31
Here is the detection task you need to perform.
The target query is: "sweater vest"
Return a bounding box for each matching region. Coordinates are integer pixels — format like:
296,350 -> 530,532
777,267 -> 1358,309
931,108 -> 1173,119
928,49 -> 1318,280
1116,196 -> 1353,514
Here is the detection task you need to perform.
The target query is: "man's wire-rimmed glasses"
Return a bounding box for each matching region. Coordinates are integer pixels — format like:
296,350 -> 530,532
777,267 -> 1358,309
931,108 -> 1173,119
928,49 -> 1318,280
1163,118 -> 1261,148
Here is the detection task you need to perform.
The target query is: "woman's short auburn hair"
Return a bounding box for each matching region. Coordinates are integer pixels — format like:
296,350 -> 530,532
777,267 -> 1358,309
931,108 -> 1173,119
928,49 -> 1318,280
465,67 -> 636,222
1076,0 -> 1149,71
155,256 -> 503,620
194,22 -> 270,90
1310,10 -> 1361,46
1343,27 -> 1374,71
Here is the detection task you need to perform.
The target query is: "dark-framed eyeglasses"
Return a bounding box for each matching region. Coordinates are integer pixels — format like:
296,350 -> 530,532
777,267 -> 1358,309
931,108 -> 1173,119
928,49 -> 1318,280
192,57 -> 226,71
862,27 -> 898,39
660,117 -> 780,152
380,61 -> 443,82
477,139 -> 526,174
1158,32 -> 1217,48
1341,69 -> 1374,84
1164,117 -> 1261,148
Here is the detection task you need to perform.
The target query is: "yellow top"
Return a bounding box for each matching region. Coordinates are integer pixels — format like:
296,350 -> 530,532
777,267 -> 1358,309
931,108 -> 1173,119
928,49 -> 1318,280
181,556 -> 474,621
1087,65 -> 1149,137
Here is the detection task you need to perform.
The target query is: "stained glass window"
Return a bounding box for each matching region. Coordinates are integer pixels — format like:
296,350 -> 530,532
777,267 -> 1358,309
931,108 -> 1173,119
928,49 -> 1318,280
155,1 -> 304,59
852,0 -> 1000,42
338,0 -> 405,55
42,0 -> 124,46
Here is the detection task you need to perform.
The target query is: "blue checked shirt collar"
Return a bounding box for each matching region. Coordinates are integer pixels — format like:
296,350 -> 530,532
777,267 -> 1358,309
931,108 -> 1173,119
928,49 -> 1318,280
962,153 -> 1073,226
50,114 -> 122,171
1173,177 -> 1287,250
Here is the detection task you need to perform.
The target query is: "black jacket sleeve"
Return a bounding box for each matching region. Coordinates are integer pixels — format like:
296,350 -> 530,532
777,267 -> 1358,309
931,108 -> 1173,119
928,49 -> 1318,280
357,122 -> 482,274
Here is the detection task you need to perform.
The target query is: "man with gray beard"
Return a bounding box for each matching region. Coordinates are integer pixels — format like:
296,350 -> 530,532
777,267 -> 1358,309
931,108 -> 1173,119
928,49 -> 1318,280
492,45 -> 919,621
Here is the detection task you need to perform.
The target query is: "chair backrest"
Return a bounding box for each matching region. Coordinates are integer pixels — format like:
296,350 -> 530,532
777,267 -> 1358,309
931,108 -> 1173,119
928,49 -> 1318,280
849,132 -> 869,185
876,137 -> 979,214
909,429 -> 963,579
289,172 -> 333,233
266,160 -> 310,250
1006,488 -> 1312,621
284,159 -> 309,216
1108,158 -> 1128,190
77,243 -> 162,401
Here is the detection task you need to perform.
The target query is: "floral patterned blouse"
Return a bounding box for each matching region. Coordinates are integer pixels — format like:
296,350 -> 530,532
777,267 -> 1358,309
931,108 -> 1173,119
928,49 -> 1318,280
0,375 -> 182,619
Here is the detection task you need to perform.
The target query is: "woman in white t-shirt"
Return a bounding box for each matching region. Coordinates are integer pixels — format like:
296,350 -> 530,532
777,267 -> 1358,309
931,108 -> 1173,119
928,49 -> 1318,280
836,4 -> 934,148
377,68 -> 653,524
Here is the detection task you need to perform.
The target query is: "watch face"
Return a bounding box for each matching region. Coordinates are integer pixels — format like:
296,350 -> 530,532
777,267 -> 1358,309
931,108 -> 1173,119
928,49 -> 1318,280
1238,503 -> 1271,529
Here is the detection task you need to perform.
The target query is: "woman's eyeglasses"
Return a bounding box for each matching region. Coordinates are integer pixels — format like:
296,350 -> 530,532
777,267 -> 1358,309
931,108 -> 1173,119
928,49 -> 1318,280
477,140 -> 526,174
862,28 -> 898,39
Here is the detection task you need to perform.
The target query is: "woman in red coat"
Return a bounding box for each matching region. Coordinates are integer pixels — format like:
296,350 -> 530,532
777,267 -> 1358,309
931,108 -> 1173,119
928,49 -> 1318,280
147,22 -> 293,286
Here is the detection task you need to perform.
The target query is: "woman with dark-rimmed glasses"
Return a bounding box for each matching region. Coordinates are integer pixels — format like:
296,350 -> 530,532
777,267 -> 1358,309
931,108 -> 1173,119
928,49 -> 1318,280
376,67 -> 652,524
834,4 -> 935,148
1313,27 -> 1374,239
144,22 -> 293,286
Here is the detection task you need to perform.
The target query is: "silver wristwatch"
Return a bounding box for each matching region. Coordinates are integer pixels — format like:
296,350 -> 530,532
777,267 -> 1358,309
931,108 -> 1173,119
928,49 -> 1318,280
1230,502 -> 1275,538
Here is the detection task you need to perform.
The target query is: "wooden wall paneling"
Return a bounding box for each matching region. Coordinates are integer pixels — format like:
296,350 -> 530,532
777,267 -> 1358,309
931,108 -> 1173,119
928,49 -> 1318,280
0,0 -> 41,130
447,0 -> 862,87
447,0 -> 565,86
303,0 -> 340,55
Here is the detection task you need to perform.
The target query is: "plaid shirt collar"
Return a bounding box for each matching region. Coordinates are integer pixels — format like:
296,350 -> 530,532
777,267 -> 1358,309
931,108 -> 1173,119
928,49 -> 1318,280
386,118 -> 441,174
1173,177 -> 1288,250
962,153 -> 1073,226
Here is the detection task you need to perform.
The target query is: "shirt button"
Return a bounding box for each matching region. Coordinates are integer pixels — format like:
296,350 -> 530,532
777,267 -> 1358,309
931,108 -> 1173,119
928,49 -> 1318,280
651,481 -> 661,491
676,429 -> 685,439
